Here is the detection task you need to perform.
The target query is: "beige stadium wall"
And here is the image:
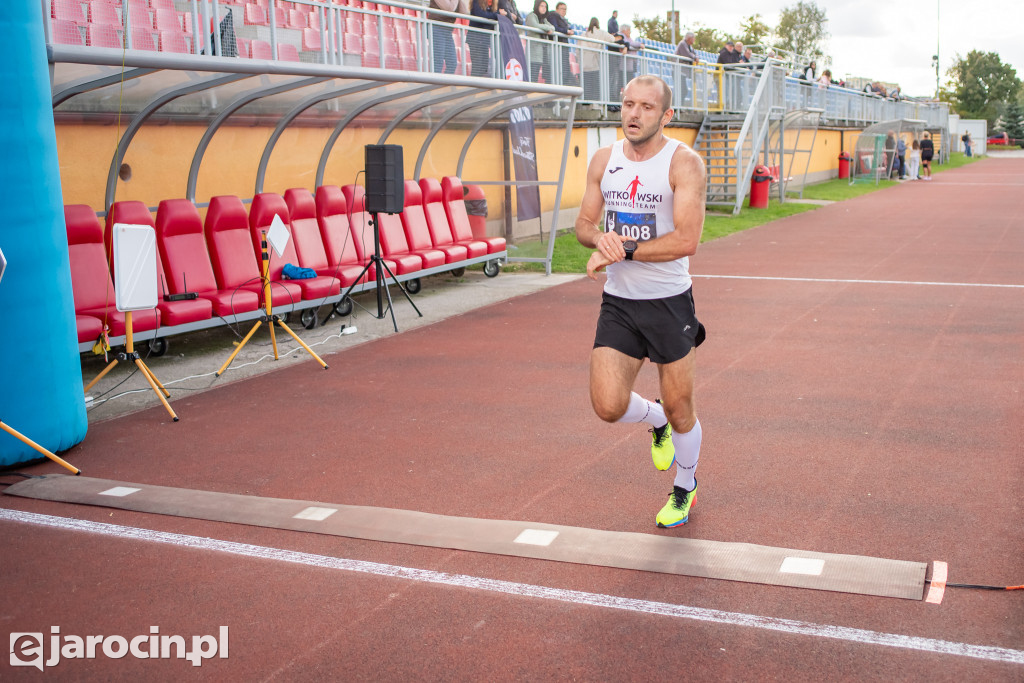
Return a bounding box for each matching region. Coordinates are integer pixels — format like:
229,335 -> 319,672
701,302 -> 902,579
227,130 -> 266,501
55,121 -> 868,237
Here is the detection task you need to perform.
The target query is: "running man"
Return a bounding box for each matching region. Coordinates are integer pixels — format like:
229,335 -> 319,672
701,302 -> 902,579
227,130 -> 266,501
575,75 -> 707,527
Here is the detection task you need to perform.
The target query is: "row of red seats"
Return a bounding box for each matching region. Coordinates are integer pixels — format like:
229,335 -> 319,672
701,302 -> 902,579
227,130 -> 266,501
67,177 -> 504,348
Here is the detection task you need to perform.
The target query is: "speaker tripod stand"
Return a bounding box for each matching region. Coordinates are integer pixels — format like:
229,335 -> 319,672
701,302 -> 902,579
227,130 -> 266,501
333,211 -> 422,333
0,420 -> 81,474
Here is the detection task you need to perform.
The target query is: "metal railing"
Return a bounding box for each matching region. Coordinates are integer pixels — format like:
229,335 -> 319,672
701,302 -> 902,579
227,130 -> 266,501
43,0 -> 949,125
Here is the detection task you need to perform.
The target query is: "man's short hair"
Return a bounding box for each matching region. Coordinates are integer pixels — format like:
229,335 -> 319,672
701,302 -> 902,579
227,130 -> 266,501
725,41 -> 734,46
556,1 -> 566,8
627,75 -> 673,113
620,23 -> 630,31
684,31 -> 695,40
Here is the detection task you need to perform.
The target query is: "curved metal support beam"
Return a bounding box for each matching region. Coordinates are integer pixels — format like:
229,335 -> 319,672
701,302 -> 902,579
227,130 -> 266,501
314,84 -> 436,189
412,92 -> 527,180
53,68 -> 156,108
455,94 -> 562,178
253,80 -> 385,195
187,76 -> 331,202
104,73 -> 250,210
376,89 -> 483,145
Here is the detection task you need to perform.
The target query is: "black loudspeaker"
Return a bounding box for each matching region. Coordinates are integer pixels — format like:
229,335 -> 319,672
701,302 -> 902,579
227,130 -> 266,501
365,144 -> 405,214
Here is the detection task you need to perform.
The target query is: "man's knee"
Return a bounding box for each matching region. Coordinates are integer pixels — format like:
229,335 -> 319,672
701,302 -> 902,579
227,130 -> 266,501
590,391 -> 628,423
663,400 -> 696,433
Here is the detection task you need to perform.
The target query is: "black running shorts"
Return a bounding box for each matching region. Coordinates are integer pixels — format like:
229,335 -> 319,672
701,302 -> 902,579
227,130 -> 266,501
594,288 -> 706,364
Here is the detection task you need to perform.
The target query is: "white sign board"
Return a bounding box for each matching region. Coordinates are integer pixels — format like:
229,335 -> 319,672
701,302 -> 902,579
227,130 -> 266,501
112,223 -> 158,312
267,214 -> 290,258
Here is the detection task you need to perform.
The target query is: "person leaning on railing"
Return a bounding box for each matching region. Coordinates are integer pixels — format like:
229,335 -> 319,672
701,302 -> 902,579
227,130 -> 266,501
429,0 -> 468,74
582,17 -> 621,100
525,0 -> 556,83
468,0 -> 504,77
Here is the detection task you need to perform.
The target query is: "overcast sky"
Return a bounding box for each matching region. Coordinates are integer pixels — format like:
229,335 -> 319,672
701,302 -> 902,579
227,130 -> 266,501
577,0 -> 1022,97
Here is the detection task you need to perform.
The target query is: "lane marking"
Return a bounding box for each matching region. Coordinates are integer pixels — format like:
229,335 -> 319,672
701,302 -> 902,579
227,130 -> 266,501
693,274 -> 1024,289
780,557 -> 825,576
2,509 -> 1022,666
513,529 -> 560,546
926,561 -> 948,605
99,486 -> 140,497
293,506 -> 338,521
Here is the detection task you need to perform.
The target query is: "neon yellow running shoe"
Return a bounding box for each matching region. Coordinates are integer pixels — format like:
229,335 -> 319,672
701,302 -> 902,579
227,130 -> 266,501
656,481 -> 697,528
649,401 -> 675,471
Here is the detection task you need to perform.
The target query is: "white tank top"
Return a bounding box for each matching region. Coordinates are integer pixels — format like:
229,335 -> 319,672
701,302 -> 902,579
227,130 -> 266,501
600,137 -> 690,300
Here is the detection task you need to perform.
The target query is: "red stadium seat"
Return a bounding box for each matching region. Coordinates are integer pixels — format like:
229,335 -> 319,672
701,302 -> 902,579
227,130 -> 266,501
155,199 -> 259,317
249,39 -> 272,59
52,0 -> 85,23
106,201 -> 212,326
301,28 -> 321,52
204,195 -> 272,298
419,178 -> 484,257
76,314 -> 105,344
158,30 -> 189,53
244,3 -> 268,26
86,22 -> 122,48
236,37 -> 251,58
277,42 -> 300,61
129,27 -> 157,50
248,193 -> 338,300
362,35 -> 380,68
65,204 -> 161,337
442,176 -> 505,253
87,3 -> 121,27
150,0 -> 177,10
52,19 -> 84,45
313,185 -> 369,286
401,180 -> 467,263
339,185 -> 400,278
287,9 -> 307,28
152,8 -> 180,31
283,188 -> 346,289
341,32 -> 361,56
377,207 -> 442,271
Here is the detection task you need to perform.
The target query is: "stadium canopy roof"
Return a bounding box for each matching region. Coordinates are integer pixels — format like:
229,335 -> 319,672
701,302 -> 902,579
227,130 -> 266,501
48,46 -> 581,210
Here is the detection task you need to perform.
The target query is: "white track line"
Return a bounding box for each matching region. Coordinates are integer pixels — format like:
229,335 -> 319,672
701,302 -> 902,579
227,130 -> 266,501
2,509 -> 1022,666
694,274 -> 1024,289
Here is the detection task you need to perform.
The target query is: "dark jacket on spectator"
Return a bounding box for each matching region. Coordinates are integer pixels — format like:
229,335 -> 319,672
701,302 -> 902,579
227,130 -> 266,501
549,11 -> 571,43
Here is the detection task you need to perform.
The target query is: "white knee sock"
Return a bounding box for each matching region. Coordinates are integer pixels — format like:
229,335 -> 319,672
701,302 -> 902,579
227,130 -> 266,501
671,418 -> 701,491
615,392 -> 668,428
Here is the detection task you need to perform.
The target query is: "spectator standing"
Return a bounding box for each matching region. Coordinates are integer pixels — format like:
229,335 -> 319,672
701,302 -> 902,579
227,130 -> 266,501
817,69 -> 831,86
674,31 -> 698,108
802,60 -> 816,81
734,42 -> 746,62
429,0 -> 465,74
618,24 -> 644,80
468,0 -> 505,78
742,47 -> 753,63
525,0 -> 556,83
919,131 -> 934,180
896,136 -> 907,179
582,17 -> 618,100
607,10 -> 618,34
907,139 -> 921,179
884,130 -> 897,178
961,131 -> 972,157
499,0 -> 524,24
717,41 -> 738,64
549,2 -> 576,85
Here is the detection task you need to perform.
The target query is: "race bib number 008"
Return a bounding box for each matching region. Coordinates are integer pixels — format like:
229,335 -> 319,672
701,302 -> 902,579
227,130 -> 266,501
606,211 -> 657,242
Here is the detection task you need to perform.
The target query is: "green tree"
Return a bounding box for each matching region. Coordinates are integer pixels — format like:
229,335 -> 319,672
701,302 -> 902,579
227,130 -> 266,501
692,23 -> 731,52
775,0 -> 828,59
631,14 -> 673,44
1001,100 -> 1024,142
948,51 -> 1021,127
737,14 -> 771,48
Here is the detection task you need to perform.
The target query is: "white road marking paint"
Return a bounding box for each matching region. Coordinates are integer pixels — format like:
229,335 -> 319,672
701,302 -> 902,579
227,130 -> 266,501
98,486 -> 141,497
513,529 -> 560,546
780,557 -> 825,576
2,508 -> 1022,666
293,506 -> 338,521
693,274 -> 1024,289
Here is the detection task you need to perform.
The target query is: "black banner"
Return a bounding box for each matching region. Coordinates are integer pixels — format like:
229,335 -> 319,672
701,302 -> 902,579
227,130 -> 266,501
497,15 -> 541,221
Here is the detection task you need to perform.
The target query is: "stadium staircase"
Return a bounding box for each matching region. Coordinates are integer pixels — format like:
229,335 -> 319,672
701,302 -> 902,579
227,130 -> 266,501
694,113 -> 747,212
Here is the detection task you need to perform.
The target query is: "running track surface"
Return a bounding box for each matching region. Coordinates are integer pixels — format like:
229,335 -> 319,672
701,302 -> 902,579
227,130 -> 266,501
2,158 -> 1022,679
